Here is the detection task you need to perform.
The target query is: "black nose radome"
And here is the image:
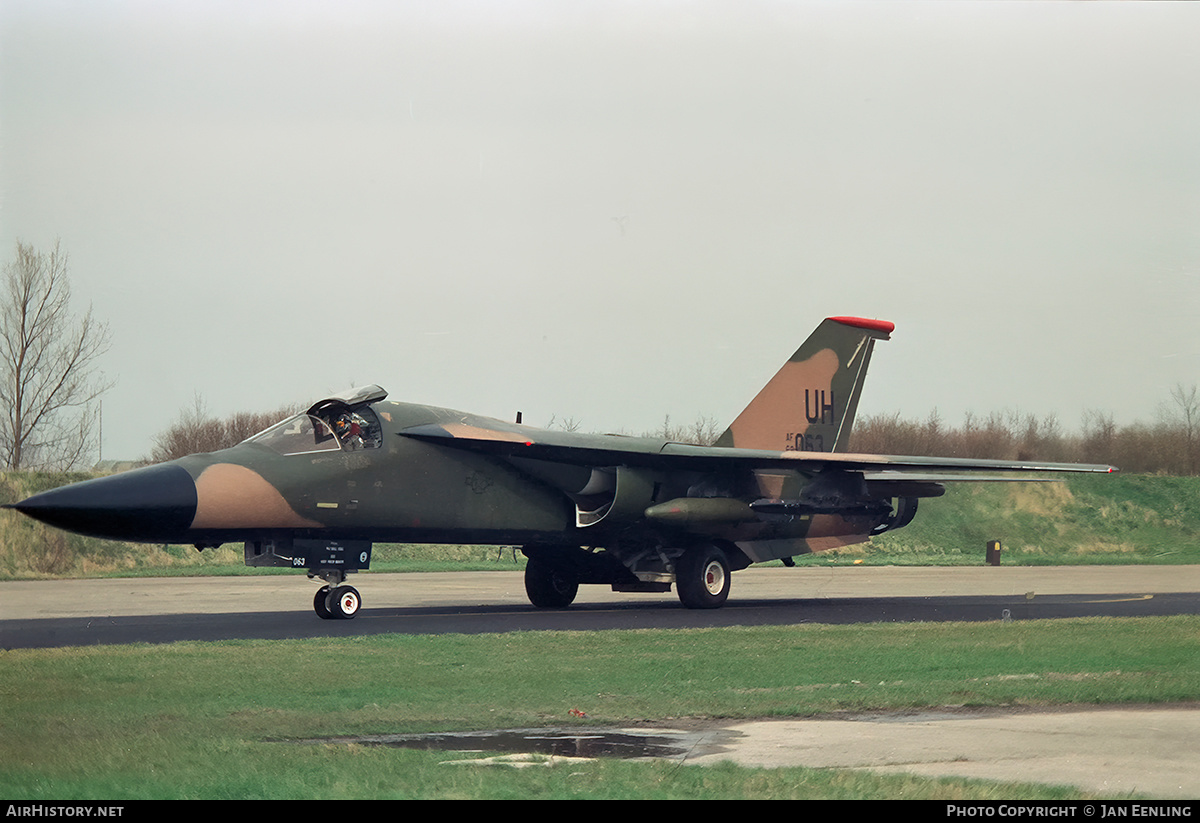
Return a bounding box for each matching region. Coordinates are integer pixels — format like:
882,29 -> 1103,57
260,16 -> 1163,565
7,463 -> 198,541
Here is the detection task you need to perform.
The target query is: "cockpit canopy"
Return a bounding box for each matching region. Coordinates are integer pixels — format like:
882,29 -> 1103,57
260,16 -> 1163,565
246,385 -> 387,456
306,385 -> 387,416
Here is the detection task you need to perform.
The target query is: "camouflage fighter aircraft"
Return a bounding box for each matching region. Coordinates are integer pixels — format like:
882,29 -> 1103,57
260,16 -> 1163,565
8,316 -> 1116,618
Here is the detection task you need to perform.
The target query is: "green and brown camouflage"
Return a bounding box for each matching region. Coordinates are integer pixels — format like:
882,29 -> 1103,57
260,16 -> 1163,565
715,315 -> 894,453
7,317 -> 1116,616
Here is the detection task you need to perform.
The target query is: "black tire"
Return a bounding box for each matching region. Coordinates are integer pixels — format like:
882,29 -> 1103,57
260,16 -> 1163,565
675,545 -> 731,609
314,585 -> 333,619
326,585 -> 361,619
524,559 -> 578,608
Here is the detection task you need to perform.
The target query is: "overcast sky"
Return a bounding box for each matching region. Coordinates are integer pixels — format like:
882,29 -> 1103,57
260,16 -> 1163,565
2,0 -> 1198,462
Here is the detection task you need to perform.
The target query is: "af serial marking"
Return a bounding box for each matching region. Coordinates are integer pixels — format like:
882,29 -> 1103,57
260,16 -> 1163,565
786,431 -> 827,452
7,317 -> 1116,619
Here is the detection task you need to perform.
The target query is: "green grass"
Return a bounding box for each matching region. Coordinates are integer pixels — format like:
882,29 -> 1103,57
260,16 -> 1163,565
806,474 -> 1200,566
1,616 -> 1195,799
0,747 -> 1097,801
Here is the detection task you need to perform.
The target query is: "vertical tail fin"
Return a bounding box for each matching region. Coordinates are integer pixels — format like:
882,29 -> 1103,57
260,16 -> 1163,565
715,316 -> 893,452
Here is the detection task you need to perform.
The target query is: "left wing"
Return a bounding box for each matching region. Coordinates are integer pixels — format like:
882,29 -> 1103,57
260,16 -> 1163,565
399,420 -> 1117,477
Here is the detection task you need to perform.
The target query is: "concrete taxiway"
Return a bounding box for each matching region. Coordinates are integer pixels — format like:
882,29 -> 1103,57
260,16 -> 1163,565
681,706 -> 1200,799
5,564 -> 1199,619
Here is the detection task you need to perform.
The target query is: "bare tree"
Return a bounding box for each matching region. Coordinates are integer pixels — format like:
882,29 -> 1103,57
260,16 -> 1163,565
646,413 -> 722,445
0,241 -> 113,470
545,414 -> 583,433
150,395 -> 296,463
1160,383 -> 1199,475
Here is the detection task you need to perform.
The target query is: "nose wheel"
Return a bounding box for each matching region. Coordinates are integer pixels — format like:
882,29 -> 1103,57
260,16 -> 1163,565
314,584 -> 361,619
311,571 -> 362,619
314,586 -> 332,618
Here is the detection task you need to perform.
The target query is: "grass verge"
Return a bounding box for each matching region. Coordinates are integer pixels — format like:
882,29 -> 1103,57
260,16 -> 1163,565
1,616 -> 1195,799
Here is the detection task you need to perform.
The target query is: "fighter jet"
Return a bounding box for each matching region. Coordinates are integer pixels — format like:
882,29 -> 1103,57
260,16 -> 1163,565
8,316 -> 1116,618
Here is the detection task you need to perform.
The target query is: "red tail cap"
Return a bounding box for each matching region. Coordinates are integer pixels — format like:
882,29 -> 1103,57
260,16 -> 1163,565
829,316 -> 895,335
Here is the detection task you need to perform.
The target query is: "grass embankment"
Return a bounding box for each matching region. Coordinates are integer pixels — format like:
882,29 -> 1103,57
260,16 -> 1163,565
4,617 -> 1195,799
2,471 -> 1198,579
806,473 -> 1200,566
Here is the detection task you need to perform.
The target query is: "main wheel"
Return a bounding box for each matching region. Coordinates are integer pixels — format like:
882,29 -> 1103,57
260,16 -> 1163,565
314,585 -> 333,619
326,585 -> 361,619
675,545 -> 731,609
524,559 -> 579,608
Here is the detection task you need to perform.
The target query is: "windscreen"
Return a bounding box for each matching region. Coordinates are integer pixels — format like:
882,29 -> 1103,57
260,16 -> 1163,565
247,414 -> 342,456
246,406 -> 383,454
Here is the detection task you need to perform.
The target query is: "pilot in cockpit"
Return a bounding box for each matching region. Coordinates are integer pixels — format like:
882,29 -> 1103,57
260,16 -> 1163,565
334,413 -> 364,450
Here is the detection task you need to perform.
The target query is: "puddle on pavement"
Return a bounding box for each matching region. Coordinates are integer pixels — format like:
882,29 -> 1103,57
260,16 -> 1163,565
294,727 -> 733,761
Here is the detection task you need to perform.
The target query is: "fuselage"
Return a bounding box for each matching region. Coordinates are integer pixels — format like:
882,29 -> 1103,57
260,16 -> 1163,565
11,397 -> 889,562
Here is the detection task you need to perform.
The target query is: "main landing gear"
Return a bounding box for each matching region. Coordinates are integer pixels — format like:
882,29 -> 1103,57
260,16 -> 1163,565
524,557 -> 579,609
522,543 -> 735,610
674,544 -> 732,609
310,570 -> 361,619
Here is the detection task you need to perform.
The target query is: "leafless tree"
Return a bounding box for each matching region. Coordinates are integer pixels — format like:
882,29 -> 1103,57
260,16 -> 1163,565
1160,383 -> 1199,475
0,241 -> 113,470
150,395 -> 295,463
646,413 -> 722,445
545,414 -> 583,433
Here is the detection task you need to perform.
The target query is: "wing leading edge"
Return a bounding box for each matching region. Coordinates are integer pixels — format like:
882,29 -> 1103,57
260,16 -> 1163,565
399,421 -> 1117,477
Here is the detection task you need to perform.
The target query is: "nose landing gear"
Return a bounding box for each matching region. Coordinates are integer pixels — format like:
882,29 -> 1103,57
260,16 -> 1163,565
310,569 -> 362,619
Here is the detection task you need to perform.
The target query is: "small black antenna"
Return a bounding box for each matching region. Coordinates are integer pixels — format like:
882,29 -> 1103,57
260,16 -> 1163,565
515,411 -> 522,424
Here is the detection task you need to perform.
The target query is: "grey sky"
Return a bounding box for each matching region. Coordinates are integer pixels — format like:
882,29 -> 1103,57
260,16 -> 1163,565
2,0 -> 1198,462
